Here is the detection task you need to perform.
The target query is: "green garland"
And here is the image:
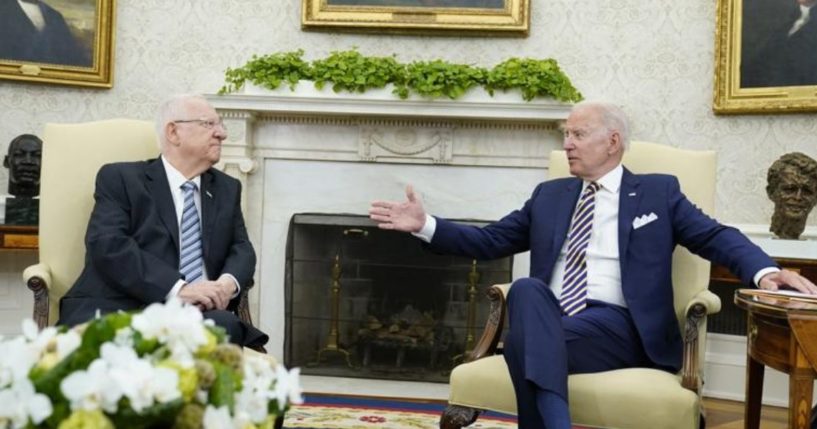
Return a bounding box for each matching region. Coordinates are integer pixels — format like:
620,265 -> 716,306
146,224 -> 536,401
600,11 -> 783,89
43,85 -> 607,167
219,49 -> 583,103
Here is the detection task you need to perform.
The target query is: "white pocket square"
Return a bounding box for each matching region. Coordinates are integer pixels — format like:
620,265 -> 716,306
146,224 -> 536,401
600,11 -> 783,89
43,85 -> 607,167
632,212 -> 658,230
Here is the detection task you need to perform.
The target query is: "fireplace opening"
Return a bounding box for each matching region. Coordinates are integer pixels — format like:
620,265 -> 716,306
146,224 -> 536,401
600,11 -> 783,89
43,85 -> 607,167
284,213 -> 513,382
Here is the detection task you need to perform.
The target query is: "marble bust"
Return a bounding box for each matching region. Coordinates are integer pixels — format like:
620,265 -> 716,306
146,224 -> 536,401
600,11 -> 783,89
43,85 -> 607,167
766,152 -> 817,240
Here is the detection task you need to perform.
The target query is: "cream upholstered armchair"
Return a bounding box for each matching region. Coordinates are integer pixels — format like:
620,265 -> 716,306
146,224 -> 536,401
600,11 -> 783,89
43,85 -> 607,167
440,141 -> 722,429
23,119 -> 256,332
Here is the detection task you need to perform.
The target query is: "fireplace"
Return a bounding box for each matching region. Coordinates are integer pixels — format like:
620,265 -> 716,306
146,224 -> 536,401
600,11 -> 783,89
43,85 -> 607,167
284,213 -> 513,382
207,88 -> 570,360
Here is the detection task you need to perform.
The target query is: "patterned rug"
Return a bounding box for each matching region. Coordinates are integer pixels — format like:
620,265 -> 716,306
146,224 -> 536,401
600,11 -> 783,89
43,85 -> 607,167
283,394 -> 517,429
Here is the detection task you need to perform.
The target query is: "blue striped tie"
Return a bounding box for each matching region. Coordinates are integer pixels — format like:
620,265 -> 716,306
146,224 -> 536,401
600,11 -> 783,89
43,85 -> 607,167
179,181 -> 204,284
560,182 -> 600,316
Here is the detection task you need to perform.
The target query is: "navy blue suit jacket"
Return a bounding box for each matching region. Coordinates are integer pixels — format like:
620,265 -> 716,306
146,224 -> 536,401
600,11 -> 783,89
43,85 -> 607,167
59,159 -> 256,326
428,169 -> 774,371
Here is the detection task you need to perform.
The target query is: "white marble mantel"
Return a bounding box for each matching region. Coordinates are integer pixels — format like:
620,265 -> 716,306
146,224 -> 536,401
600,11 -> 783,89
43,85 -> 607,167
206,86 -> 571,359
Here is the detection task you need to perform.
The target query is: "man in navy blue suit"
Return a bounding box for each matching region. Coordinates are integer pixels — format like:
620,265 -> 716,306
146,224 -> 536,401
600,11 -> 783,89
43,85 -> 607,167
369,102 -> 817,428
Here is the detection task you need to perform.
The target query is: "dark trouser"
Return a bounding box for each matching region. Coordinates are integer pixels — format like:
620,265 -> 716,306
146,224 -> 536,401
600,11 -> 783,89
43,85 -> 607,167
204,309 -> 269,349
503,277 -> 650,429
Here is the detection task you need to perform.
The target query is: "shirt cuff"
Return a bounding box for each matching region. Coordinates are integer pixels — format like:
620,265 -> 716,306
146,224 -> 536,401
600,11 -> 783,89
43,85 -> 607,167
411,214 -> 436,243
753,267 -> 780,288
166,279 -> 187,300
220,273 -> 241,298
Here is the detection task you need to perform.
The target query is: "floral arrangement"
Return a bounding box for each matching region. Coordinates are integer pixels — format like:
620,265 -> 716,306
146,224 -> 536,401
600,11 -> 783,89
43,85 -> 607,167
0,299 -> 302,429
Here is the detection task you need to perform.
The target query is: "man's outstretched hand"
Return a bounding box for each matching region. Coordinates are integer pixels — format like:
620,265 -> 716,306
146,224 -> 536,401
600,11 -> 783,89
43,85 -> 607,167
759,269 -> 817,295
369,185 -> 427,233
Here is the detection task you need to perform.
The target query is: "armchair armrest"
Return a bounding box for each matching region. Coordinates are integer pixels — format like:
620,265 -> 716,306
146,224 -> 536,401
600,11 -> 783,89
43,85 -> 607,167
680,289 -> 721,392
23,263 -> 53,329
467,283 -> 511,362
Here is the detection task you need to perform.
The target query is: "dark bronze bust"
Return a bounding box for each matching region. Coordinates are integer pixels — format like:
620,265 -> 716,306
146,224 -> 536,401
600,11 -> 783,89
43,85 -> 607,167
3,134 -> 42,225
766,152 -> 817,240
4,134 -> 42,197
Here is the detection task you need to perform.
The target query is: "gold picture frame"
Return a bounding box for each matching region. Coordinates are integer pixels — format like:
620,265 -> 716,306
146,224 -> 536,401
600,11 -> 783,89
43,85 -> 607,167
714,0 -> 817,114
0,0 -> 115,88
302,0 -> 529,36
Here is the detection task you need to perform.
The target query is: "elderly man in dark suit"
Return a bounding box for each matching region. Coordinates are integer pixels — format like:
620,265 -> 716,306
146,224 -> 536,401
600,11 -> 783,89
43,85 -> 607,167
0,0 -> 91,67
59,94 -> 267,348
370,102 -> 817,429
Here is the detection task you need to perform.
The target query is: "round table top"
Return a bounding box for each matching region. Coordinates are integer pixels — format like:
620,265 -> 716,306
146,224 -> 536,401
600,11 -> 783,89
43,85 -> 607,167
734,288 -> 817,319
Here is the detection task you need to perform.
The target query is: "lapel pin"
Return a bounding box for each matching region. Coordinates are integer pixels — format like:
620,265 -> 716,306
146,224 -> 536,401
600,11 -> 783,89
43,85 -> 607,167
206,191 -> 213,198
628,192 -> 637,196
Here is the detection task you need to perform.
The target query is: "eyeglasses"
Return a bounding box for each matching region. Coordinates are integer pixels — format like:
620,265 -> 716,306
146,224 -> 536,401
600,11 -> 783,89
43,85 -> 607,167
172,117 -> 226,131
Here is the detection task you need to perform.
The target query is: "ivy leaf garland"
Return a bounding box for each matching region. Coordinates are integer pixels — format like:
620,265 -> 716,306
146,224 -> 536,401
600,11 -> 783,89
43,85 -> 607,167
220,49 -> 312,94
311,49 -> 404,94
220,49 -> 583,103
485,58 -> 582,102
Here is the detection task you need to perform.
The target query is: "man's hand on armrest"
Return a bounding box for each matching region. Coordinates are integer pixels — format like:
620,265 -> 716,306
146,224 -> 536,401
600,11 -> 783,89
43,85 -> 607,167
758,269 -> 817,295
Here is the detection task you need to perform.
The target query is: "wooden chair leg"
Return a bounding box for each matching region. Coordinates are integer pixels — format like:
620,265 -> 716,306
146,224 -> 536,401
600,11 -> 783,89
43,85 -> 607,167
439,404 -> 480,429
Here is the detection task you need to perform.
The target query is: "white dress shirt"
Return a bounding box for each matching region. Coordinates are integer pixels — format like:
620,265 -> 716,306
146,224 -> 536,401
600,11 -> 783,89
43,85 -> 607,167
18,0 -> 45,32
789,4 -> 813,36
415,163 -> 777,307
549,165 -> 626,306
161,156 -> 239,299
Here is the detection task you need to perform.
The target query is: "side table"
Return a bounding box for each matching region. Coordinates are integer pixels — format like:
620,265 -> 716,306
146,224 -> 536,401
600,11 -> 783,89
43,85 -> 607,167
734,289 -> 817,429
0,225 -> 38,250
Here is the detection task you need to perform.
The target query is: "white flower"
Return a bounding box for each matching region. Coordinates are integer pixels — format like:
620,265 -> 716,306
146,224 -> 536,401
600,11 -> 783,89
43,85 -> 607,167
61,343 -> 182,413
203,405 -> 234,429
99,343 -> 181,412
273,365 -> 303,409
0,378 -> 53,428
131,298 -> 208,366
234,385 -> 271,424
60,359 -> 121,413
21,319 -> 57,357
113,326 -> 135,348
55,330 -> 81,360
0,337 -> 38,388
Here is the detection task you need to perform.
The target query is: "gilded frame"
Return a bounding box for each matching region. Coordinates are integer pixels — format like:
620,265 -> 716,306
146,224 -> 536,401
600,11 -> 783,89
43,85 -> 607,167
714,0 -> 817,114
302,0 -> 529,36
0,0 -> 115,88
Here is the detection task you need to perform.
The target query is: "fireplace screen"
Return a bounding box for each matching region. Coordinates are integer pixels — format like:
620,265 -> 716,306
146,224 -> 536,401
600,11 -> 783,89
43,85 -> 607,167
284,213 -> 513,382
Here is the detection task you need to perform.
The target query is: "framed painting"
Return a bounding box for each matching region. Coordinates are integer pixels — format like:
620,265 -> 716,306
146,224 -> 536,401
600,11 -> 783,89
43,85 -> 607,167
0,0 -> 115,88
714,0 -> 817,113
302,0 -> 529,36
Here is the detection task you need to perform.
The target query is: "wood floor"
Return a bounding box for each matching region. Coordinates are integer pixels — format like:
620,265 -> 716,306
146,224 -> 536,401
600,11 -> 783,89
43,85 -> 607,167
704,397 -> 789,429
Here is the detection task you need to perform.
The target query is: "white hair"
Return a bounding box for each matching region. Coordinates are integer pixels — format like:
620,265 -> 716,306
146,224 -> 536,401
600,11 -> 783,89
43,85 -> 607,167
573,101 -> 631,150
155,94 -> 208,149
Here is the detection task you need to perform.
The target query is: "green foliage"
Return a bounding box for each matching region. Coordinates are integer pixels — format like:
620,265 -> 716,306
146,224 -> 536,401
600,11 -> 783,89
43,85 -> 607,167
486,58 -> 583,102
108,399 -> 184,429
209,362 -> 238,411
219,49 -> 312,94
396,60 -> 486,100
311,49 -> 404,93
220,49 -> 583,103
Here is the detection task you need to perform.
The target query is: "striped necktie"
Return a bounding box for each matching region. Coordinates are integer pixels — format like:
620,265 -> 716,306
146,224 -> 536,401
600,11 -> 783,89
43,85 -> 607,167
560,182 -> 600,316
179,181 -> 204,284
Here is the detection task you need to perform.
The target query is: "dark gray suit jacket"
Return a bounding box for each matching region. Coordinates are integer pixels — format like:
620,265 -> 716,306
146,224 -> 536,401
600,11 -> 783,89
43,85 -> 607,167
59,158 -> 256,327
